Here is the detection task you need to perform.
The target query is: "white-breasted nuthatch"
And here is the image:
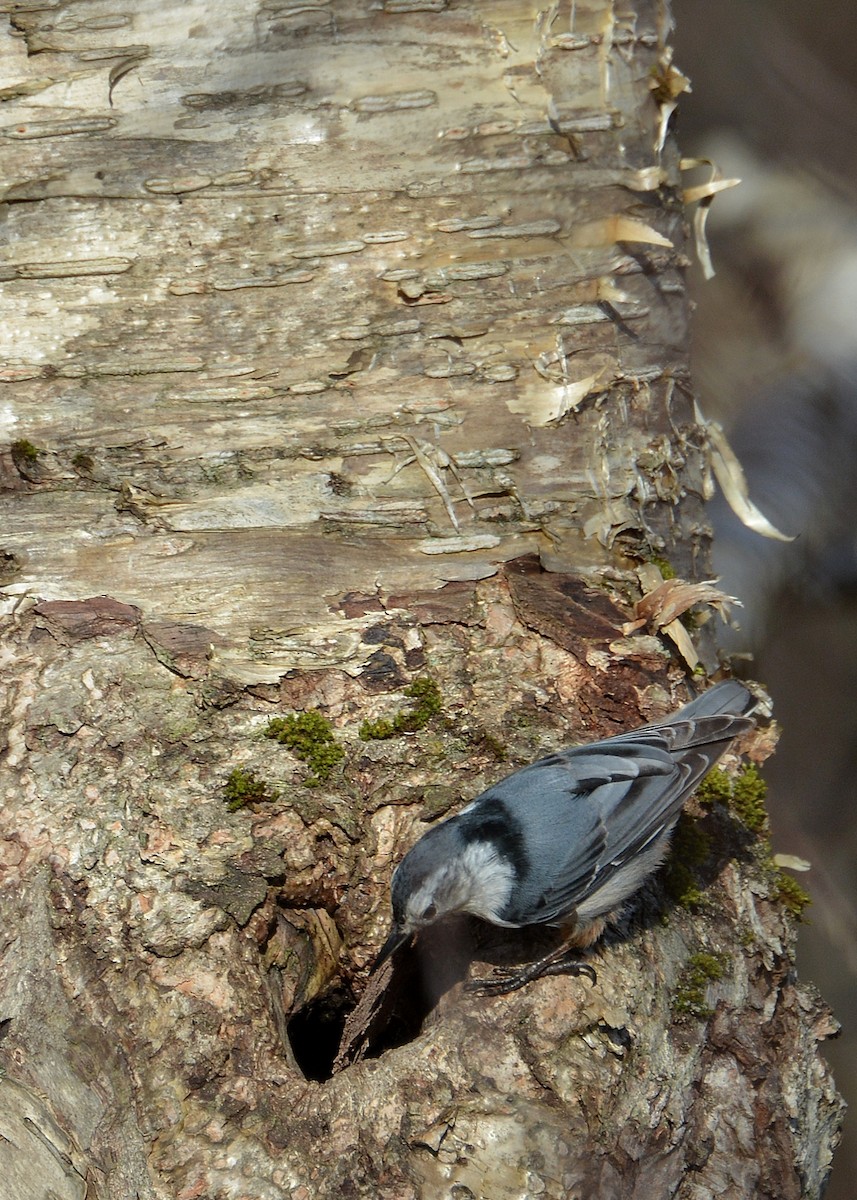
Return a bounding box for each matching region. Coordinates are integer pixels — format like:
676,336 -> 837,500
376,680 -> 755,992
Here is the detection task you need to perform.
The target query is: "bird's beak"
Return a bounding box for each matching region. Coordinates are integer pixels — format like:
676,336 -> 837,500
373,923 -> 411,971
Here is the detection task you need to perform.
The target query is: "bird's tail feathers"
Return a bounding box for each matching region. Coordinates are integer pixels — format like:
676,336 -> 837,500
656,711 -> 755,753
635,680 -> 755,753
670,679 -> 754,720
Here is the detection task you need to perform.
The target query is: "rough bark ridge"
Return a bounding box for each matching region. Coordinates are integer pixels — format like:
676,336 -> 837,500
0,1 -> 844,1198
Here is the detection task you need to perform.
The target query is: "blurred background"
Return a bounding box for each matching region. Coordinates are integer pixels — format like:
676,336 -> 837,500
673,1 -> 857,1193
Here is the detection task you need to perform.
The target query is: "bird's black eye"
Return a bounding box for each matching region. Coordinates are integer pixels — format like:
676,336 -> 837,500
422,903 -> 437,921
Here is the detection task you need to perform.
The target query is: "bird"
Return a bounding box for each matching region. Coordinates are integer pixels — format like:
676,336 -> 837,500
374,680 -> 755,993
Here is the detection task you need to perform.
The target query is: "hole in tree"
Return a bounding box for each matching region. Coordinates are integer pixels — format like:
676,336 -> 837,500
341,918 -> 479,1069
281,918 -> 477,1080
287,987 -> 352,1082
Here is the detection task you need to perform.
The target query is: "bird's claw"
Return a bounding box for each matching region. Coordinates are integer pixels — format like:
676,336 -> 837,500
465,957 -> 597,996
543,959 -> 597,985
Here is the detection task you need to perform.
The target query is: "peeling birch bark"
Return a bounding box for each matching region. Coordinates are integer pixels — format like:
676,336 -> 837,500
0,2 -> 842,1198
1,0 -> 700,681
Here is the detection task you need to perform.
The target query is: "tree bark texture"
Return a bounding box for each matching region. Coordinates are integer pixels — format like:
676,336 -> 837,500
0,2 -> 844,1199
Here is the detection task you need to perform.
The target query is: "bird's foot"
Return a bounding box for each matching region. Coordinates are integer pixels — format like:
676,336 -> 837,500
465,955 -> 597,996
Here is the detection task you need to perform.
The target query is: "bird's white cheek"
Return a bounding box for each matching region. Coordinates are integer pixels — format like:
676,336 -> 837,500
458,842 -> 515,919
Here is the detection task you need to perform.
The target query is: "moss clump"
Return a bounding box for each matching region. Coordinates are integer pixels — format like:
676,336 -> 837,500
696,767 -> 732,808
397,676 -> 443,729
663,814 -> 712,908
359,676 -> 443,740
673,952 -> 726,1019
694,763 -> 770,834
647,554 -> 676,580
774,870 -> 811,921
224,767 -> 279,812
672,752 -> 806,924
264,710 -> 344,785
359,717 -> 397,740
730,764 -> 768,833
11,438 -> 41,465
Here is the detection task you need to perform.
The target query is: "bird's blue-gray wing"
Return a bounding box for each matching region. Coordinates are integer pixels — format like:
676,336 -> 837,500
480,706 -> 751,926
481,737 -> 678,924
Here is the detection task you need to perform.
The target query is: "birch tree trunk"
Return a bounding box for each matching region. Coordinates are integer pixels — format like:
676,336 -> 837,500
0,2 -> 842,1198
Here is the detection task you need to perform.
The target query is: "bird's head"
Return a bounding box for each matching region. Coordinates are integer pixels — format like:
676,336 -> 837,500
374,821 -> 515,969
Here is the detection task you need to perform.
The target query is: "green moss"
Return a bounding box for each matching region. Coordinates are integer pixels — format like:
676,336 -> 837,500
647,554 -> 676,580
774,870 -> 811,921
223,767 -> 279,812
695,762 -> 769,834
264,710 -> 344,785
696,767 -> 733,808
673,952 -> 726,1019
11,438 -> 41,464
670,751 -> 806,925
359,676 -> 443,740
72,451 -> 95,473
663,814 -> 711,908
731,764 -> 768,833
359,717 -> 397,740
399,676 -> 443,728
